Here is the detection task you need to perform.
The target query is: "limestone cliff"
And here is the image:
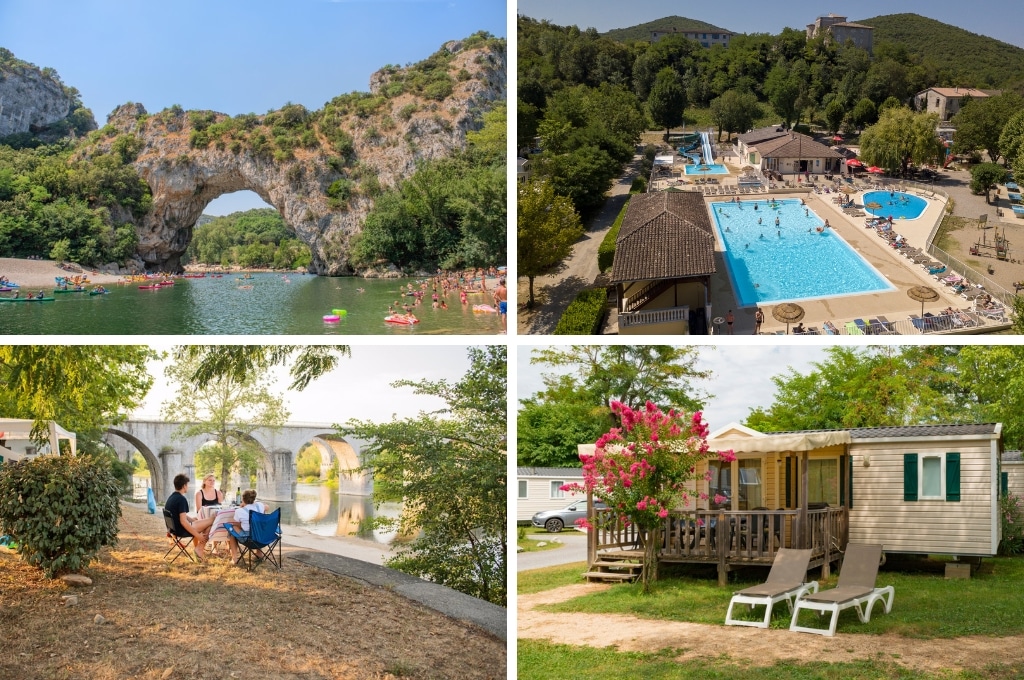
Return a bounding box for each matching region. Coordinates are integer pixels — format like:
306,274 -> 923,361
0,49 -> 95,139
77,36 -> 506,274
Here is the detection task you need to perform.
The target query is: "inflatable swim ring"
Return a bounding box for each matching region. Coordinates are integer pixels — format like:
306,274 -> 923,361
385,315 -> 419,325
473,304 -> 498,313
323,314 -> 341,323
331,309 -> 347,316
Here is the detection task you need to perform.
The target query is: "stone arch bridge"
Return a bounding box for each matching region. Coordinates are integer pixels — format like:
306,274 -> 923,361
104,419 -> 371,503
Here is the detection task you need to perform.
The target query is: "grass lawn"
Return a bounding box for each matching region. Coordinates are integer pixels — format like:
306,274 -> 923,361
518,640 -> 1024,680
525,556 -> 1024,638
518,537 -> 564,553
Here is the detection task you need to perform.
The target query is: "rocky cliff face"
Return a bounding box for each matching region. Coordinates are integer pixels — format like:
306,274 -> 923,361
79,39 -> 506,274
0,61 -> 74,137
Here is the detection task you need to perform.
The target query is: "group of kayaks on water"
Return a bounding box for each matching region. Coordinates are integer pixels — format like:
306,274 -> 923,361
0,275 -> 110,301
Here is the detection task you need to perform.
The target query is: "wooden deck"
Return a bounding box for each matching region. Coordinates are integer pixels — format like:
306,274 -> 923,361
587,507 -> 848,585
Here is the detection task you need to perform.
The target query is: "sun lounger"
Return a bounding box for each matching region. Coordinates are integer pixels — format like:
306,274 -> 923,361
910,315 -> 928,333
823,321 -> 838,335
789,543 -> 894,637
853,318 -> 870,334
725,548 -> 819,628
868,317 -> 895,335
844,321 -> 863,335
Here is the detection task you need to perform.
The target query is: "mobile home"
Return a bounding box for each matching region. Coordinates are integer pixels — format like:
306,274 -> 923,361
517,467 -> 584,523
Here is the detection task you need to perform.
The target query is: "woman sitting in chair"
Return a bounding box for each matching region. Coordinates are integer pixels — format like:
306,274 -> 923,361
226,489 -> 266,563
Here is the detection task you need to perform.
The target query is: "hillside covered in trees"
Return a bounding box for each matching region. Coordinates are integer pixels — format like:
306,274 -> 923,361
185,208 -> 311,270
602,16 -> 733,44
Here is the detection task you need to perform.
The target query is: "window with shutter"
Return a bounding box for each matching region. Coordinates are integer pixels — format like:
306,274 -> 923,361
904,453 -> 918,501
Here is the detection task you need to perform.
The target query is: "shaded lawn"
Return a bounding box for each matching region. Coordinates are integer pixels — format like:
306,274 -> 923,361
518,640 -> 1024,680
0,504 -> 505,680
528,557 -> 1024,638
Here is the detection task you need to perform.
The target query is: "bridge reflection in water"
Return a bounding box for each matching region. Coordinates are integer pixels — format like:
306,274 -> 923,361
274,482 -> 412,546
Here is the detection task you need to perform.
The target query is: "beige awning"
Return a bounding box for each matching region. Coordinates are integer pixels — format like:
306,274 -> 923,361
711,430 -> 850,454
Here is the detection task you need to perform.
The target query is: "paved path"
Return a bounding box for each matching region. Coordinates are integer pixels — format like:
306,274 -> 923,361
520,155 -> 642,334
517,532 -> 587,571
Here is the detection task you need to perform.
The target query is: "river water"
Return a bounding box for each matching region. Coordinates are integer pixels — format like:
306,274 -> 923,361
2,273 -> 503,335
274,483 -> 409,546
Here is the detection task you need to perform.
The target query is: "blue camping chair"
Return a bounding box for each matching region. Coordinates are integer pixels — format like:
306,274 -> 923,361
225,508 -> 283,571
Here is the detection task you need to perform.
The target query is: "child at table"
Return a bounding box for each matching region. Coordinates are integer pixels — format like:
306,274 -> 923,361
226,489 -> 267,562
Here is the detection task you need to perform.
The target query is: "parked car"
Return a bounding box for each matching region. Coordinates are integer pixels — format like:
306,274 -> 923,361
531,500 -> 607,533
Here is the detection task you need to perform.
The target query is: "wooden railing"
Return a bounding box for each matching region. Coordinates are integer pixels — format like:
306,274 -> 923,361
619,305 -> 690,329
589,506 -> 848,584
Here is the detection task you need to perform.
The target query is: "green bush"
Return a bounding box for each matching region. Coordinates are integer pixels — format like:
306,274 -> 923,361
598,198 -> 630,272
553,288 -> 607,335
0,455 -> 122,577
629,176 -> 647,193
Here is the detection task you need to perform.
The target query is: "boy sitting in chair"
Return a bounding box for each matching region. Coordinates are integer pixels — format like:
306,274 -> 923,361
164,473 -> 216,560
226,489 -> 267,563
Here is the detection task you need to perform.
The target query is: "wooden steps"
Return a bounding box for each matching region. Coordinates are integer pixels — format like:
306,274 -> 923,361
583,554 -> 643,583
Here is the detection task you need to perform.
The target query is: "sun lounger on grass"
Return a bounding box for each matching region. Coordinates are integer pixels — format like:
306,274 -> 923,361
725,548 -> 819,628
789,543 -> 894,637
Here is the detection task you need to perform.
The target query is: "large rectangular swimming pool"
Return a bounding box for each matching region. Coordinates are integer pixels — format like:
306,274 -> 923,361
710,198 -> 895,306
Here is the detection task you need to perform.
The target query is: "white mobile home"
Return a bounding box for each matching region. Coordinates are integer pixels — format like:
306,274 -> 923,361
0,418 -> 77,464
517,467 -> 584,523
1003,451 -> 1024,499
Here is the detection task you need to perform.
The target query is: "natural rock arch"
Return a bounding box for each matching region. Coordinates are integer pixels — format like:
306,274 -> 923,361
81,38 -> 506,274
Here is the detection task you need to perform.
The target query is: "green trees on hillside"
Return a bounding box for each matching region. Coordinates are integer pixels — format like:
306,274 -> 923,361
349,104 -> 506,271
859,107 -> 943,174
0,143 -> 147,264
185,208 -> 311,270
952,93 -> 1024,163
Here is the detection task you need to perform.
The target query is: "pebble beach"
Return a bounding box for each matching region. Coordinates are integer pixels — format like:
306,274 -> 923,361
0,258 -> 126,289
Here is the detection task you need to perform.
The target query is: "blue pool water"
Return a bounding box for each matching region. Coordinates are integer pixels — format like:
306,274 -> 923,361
711,199 -> 895,306
862,191 -> 928,220
684,164 -> 728,175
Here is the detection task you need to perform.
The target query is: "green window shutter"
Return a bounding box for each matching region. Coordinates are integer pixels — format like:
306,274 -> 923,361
946,452 -> 960,502
785,457 -> 791,507
904,453 -> 918,501
848,455 -> 854,509
1002,472 -> 1009,498
839,455 -> 846,507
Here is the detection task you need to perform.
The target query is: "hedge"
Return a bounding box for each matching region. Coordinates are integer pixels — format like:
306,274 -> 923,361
553,288 -> 607,335
598,197 -> 632,273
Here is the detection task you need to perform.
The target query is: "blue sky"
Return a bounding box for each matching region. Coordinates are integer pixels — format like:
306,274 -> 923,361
516,0 -> 1024,50
516,344 -> 827,430
0,0 -> 505,215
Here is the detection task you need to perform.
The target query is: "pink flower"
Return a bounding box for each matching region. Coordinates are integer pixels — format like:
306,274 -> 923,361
719,449 -> 736,463
658,508 -> 669,518
714,494 -> 728,505
637,500 -> 648,511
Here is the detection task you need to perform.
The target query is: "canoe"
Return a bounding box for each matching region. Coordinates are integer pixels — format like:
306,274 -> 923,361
89,290 -> 110,296
0,296 -> 55,302
53,288 -> 88,293
384,315 -> 419,325
138,285 -> 161,290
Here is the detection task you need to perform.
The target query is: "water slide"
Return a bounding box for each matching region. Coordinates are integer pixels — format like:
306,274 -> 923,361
700,131 -> 714,165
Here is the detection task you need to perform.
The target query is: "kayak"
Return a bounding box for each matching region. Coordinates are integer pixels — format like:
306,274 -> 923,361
0,296 -> 54,302
53,288 -> 88,293
385,315 -> 419,325
89,290 -> 110,296
138,285 -> 161,290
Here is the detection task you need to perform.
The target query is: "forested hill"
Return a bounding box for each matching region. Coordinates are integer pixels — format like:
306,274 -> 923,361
857,13 -> 1024,90
602,16 -> 732,43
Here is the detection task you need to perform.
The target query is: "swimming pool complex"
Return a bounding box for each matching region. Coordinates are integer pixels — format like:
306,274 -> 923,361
710,199 -> 895,306
862,191 -> 928,220
684,164 -> 729,175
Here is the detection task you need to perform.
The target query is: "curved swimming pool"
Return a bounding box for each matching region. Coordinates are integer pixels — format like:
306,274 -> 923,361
862,190 -> 928,220
710,198 -> 895,306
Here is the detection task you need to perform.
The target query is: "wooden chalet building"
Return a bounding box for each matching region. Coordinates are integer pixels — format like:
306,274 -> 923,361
608,191 -> 715,335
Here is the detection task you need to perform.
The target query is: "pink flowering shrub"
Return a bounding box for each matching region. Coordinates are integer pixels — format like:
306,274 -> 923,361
999,493 -> 1024,555
563,401 -> 734,588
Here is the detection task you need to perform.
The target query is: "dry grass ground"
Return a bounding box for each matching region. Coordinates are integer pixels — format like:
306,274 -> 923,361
0,505 -> 505,680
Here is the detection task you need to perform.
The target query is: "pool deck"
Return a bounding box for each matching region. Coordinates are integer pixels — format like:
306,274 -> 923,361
706,188 -> 1010,335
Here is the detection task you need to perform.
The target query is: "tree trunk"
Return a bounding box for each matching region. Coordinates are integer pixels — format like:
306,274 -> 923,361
528,276 -> 535,308
641,525 -> 660,594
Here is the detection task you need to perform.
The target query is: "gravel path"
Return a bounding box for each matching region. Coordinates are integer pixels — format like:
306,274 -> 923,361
518,155 -> 642,334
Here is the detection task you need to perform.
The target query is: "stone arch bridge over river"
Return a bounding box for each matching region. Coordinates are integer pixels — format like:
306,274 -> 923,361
104,419 -> 371,502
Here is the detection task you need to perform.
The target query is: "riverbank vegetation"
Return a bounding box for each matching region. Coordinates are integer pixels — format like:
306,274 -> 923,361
184,208 -> 312,270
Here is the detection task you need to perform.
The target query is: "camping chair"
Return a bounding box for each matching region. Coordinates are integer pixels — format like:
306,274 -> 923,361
162,508 -> 196,564
225,508 -> 283,571
789,543 -> 894,637
724,548 -> 818,628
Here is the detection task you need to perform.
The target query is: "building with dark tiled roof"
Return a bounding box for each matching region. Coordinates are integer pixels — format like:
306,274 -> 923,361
608,191 -> 715,335
806,14 -> 873,53
736,128 -> 845,177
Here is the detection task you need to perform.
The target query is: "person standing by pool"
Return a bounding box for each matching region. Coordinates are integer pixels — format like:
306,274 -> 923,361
754,308 -> 764,334
725,309 -> 734,334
